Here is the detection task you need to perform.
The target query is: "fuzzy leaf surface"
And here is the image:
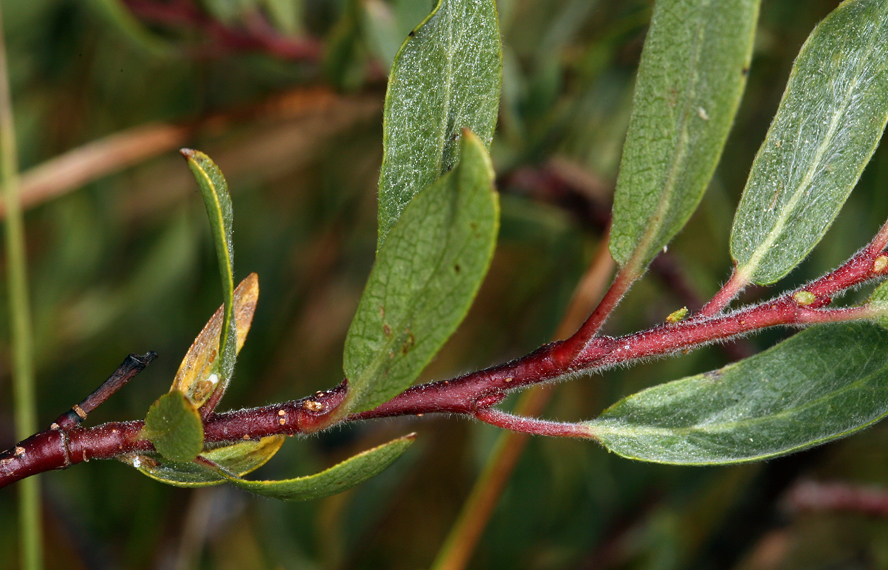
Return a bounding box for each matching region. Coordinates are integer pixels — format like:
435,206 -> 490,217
142,391 -> 204,463
731,0 -> 888,285
182,149 -> 237,400
121,436 -> 285,487
344,131 -> 498,413
587,322 -> 888,464
608,0 -> 759,270
376,0 -> 501,247
868,279 -> 888,329
219,434 -> 415,501
170,274 -> 259,408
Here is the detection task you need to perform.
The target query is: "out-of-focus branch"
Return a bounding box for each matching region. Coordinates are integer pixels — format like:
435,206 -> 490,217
784,480 -> 888,517
4,86 -> 378,219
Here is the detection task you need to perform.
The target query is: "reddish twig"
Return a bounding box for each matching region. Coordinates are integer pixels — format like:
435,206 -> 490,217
784,480 -> 888,517
52,352 -> 157,430
3,225 -> 888,489
698,265 -> 746,317
474,408 -> 592,438
431,228 -> 617,570
123,0 -> 322,61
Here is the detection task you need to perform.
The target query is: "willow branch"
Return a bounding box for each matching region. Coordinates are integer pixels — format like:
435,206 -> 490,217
3,226 -> 888,489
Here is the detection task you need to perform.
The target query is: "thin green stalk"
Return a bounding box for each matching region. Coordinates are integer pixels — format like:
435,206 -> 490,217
0,6 -> 43,569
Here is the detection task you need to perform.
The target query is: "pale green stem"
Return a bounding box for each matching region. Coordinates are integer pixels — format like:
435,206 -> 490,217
0,6 -> 43,569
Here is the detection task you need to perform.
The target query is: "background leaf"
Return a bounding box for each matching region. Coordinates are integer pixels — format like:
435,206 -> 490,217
142,390 -> 204,463
182,149 -> 238,398
218,434 -> 415,501
587,322 -> 888,464
730,0 -> 888,285
120,436 -> 285,487
344,131 -> 498,413
376,0 -> 502,247
608,0 -> 759,270
170,273 -> 259,408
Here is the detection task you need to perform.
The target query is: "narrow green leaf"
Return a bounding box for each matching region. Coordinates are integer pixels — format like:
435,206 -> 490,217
587,322 -> 888,465
120,436 -> 286,487
377,0 -> 502,247
344,131 -> 498,413
218,434 -> 416,501
181,149 -> 237,397
731,0 -> 888,285
608,0 -> 759,270
142,391 -> 204,463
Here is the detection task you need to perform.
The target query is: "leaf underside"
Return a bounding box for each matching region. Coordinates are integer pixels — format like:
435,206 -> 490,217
182,149 -> 238,399
121,436 -> 286,487
609,0 -> 759,270
344,131 -> 499,413
376,0 -> 502,248
588,322 -> 888,465
730,0 -> 888,285
170,273 -> 259,408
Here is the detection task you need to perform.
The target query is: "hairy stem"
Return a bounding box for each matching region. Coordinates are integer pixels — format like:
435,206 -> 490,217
3,224 -> 888,489
698,266 -> 746,317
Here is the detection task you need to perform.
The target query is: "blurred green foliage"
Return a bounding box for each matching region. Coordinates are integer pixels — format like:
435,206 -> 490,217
3,0 -> 888,568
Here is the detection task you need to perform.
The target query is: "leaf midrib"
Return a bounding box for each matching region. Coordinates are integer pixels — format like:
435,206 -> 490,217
622,0 -> 709,268
591,361 -> 888,439
191,160 -> 235,361
352,186 -> 459,408
738,12 -> 883,280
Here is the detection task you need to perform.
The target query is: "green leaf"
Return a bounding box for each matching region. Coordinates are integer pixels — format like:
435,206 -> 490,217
608,0 -> 759,271
344,131 -> 498,413
867,276 -> 888,329
181,149 -> 237,400
587,322 -> 888,465
376,0 -> 502,248
142,391 -> 204,463
217,434 -> 416,501
731,0 -> 888,285
120,436 -> 286,487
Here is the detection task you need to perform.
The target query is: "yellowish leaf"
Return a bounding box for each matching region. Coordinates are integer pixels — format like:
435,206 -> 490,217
171,273 -> 259,407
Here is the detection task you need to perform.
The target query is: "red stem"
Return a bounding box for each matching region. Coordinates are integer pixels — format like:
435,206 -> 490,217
123,0 -> 323,61
785,480 -> 888,516
551,261 -> 632,367
3,226 -> 888,487
697,265 -> 746,317
474,408 -> 594,438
